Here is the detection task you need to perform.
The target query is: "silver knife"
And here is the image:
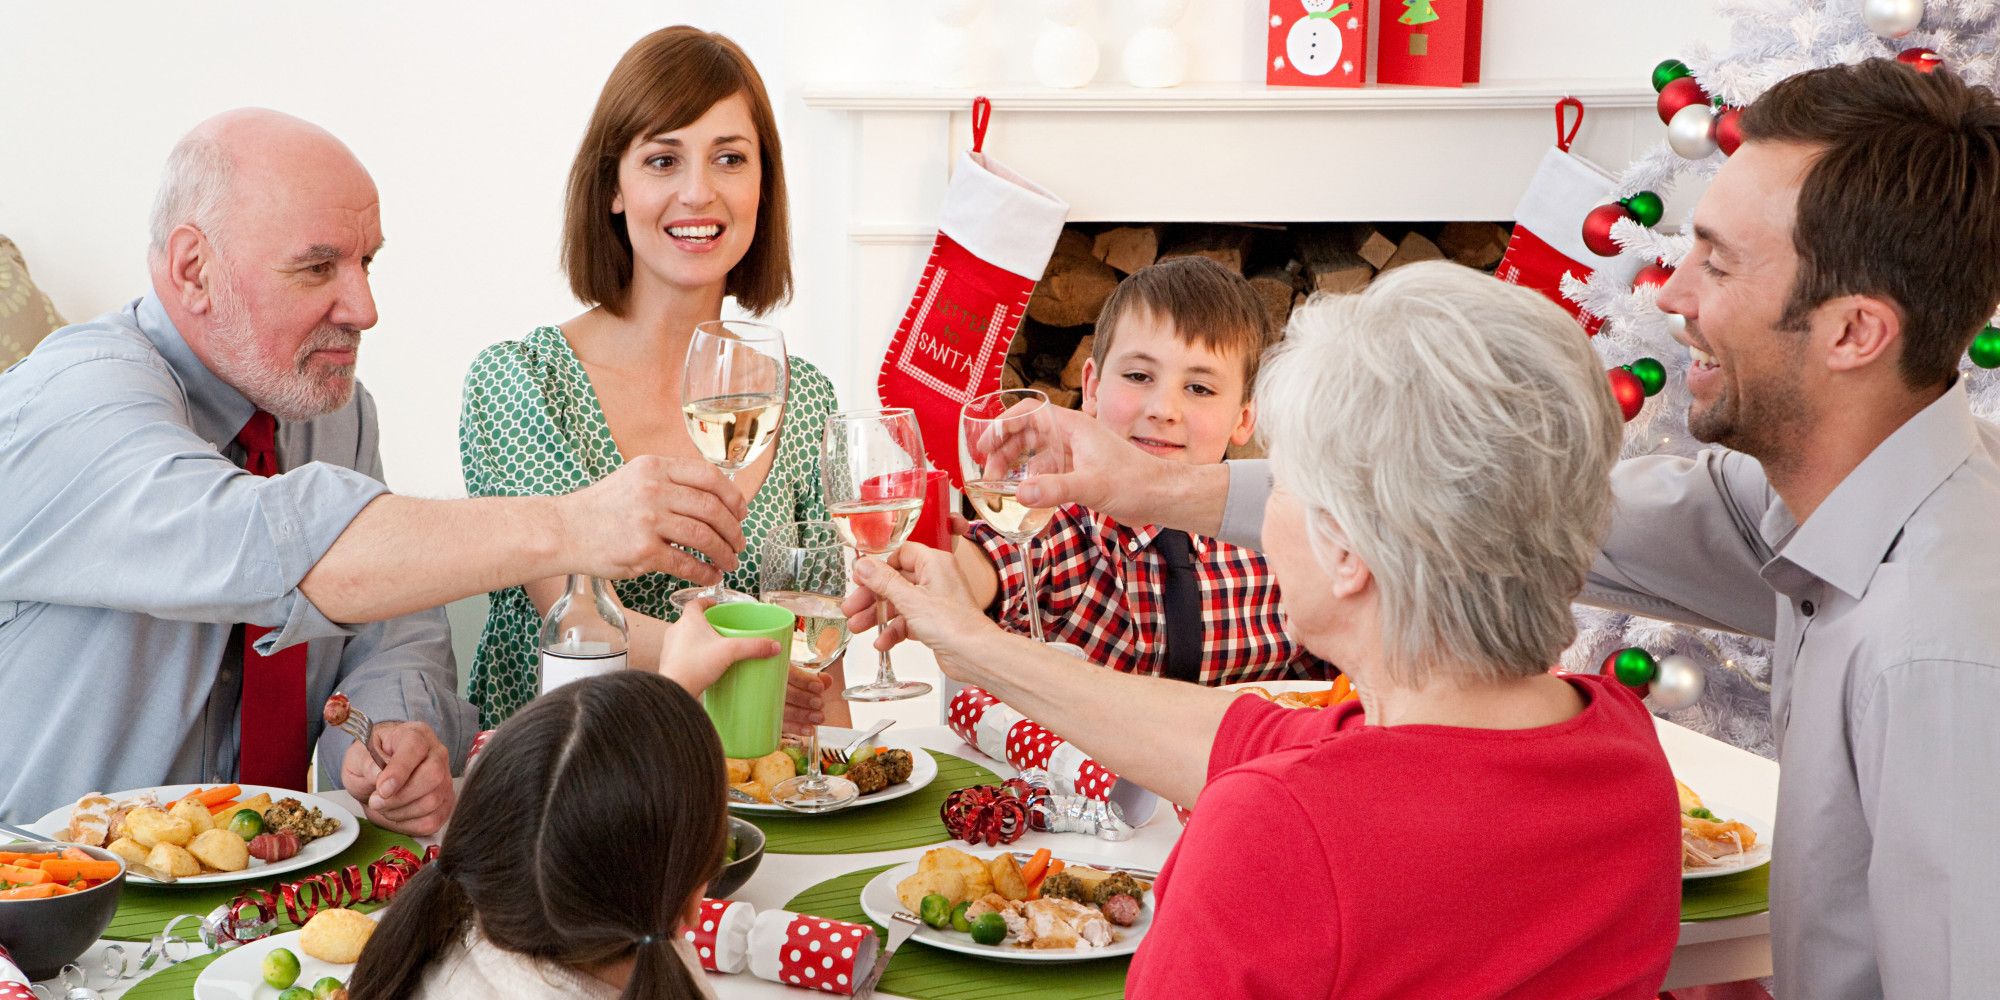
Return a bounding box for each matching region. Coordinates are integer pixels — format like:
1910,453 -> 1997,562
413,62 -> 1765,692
0,820 -> 178,884
853,910 -> 922,1000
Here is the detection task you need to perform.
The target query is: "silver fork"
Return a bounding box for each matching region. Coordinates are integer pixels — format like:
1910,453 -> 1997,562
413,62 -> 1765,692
331,695 -> 389,769
821,719 -> 895,769
853,910 -> 923,999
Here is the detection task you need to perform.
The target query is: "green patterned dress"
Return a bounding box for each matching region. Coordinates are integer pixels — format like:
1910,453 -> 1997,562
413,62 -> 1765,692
458,326 -> 838,728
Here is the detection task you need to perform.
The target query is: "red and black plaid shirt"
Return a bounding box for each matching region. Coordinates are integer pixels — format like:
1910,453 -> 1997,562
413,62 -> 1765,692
970,504 -> 1335,685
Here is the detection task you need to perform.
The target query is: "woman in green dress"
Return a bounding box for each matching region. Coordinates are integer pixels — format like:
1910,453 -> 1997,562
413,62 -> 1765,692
459,25 -> 844,728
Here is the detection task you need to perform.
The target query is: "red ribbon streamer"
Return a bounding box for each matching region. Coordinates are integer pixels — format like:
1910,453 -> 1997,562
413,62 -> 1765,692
226,844 -> 436,937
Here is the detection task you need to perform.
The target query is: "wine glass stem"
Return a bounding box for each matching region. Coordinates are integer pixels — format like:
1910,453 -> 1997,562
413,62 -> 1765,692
873,588 -> 902,686
802,703 -> 825,790
697,466 -> 740,601
1018,535 -> 1044,642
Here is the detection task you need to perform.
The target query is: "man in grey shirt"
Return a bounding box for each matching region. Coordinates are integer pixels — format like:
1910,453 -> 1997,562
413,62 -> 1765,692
857,63 -> 2000,998
0,110 -> 754,833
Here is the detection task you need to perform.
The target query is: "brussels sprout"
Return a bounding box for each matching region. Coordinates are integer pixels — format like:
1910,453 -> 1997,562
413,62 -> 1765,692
781,744 -> 809,775
229,808 -> 265,841
969,911 -> 1008,946
262,947 -> 300,989
278,988 -> 315,1000
311,977 -> 346,999
949,900 -> 972,933
919,892 -> 952,929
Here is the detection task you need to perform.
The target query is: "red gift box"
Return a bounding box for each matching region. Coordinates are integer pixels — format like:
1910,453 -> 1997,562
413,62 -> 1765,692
1266,0 -> 1366,88
1377,0 -> 1485,88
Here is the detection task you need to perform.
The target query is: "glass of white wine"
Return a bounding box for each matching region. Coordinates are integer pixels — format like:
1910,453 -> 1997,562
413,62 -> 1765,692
760,519 -> 858,812
822,407 -> 933,702
671,319 -> 788,611
960,388 -> 1067,642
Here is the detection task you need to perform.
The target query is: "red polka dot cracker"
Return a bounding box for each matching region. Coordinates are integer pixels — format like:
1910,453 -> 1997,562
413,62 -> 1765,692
747,909 -> 879,995
1075,758 -> 1120,802
1005,719 -> 1061,772
0,943 -> 30,998
682,897 -> 755,973
948,687 -> 1000,744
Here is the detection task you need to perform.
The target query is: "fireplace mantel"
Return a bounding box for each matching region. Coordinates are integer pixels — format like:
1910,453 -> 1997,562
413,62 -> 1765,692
791,77 -> 1659,403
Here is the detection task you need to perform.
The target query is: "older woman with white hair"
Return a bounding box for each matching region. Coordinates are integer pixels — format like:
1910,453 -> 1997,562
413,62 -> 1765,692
845,261 -> 1682,999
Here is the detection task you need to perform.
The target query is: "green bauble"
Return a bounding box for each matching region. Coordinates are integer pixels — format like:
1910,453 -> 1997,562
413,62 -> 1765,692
1625,191 -> 1665,227
1652,59 -> 1692,93
1970,326 -> 2000,369
1629,357 -> 1667,396
1606,647 -> 1659,687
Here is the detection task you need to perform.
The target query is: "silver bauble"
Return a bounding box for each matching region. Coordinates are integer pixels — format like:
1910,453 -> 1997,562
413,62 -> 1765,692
1647,654 -> 1706,712
1667,104 -> 1720,159
1863,0 -> 1924,39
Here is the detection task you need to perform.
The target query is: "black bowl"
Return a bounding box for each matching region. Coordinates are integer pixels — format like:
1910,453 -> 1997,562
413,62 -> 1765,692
708,817 -> 765,899
0,841 -> 125,981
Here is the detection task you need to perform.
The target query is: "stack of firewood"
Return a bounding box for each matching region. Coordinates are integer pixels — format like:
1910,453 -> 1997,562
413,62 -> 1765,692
1008,221 -> 1513,425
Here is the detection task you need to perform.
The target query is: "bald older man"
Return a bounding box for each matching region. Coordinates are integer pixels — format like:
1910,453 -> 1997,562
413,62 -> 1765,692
0,110 -> 758,833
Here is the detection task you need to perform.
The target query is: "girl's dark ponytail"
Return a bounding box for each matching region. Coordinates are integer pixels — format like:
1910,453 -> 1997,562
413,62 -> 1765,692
620,933 -> 705,1000
346,863 -> 472,999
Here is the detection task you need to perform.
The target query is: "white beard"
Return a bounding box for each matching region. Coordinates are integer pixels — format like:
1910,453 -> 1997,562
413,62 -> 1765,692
204,270 -> 360,422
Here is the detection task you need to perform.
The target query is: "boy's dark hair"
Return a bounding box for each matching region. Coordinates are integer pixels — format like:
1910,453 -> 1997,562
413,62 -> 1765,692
348,672 -> 726,1000
1740,59 -> 2000,388
1091,255 -> 1276,397
563,25 -> 791,317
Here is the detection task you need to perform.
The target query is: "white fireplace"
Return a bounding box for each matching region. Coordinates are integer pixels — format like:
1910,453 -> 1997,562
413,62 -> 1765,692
792,77 -> 1660,404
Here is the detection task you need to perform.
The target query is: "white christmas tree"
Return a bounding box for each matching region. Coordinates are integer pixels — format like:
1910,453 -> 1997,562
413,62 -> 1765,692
1559,0 -> 2000,758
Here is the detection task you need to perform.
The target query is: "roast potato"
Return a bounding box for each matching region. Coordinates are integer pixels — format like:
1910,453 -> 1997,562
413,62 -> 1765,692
988,853 -> 1031,902
751,750 -> 795,792
189,827 -> 250,872
104,836 -> 148,868
726,758 -> 753,784
300,907 -> 376,964
126,807 -> 194,848
145,842 -> 201,877
169,797 -> 213,835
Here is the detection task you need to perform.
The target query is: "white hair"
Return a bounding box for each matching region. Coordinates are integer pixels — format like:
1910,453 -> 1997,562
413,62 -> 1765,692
148,133 -> 233,256
1257,261 -> 1624,686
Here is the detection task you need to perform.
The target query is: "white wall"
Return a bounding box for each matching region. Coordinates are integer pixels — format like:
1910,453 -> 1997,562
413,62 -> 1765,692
0,1 -> 1724,498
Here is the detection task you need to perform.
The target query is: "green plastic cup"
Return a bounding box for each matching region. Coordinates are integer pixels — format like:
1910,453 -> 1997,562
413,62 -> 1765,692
701,601 -> 796,758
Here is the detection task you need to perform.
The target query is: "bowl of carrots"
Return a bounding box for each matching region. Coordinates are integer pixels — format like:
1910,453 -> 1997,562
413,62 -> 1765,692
0,842 -> 125,980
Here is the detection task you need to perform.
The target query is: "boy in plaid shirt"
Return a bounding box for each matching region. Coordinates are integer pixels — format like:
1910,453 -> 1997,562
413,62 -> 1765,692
953,257 -> 1333,685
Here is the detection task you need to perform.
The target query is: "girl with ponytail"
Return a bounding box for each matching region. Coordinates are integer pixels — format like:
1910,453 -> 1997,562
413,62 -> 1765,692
348,669 -> 734,999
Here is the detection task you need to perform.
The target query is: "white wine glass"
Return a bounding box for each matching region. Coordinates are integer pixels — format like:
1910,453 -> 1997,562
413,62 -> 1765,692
671,319 -> 788,612
960,388 -> 1067,642
822,408 -> 933,702
760,520 -> 858,812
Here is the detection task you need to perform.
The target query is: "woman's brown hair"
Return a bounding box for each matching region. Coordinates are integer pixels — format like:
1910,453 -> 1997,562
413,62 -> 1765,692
348,672 -> 728,1000
563,25 -> 792,316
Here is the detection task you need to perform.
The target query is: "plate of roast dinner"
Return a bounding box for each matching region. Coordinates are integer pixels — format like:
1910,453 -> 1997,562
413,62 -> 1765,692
25,783 -> 358,886
859,847 -> 1153,962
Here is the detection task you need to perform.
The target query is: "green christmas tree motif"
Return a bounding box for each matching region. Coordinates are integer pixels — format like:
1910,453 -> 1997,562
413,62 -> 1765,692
1400,0 -> 1440,25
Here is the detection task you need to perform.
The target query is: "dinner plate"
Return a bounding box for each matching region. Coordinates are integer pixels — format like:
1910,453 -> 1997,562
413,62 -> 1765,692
858,855 -> 1152,963
1221,679 -> 1337,696
192,910 -> 379,1000
27,784 -> 359,887
728,728 -> 938,815
1682,801 -> 1772,880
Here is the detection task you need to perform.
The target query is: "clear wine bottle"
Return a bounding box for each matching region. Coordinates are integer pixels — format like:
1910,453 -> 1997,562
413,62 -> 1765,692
536,575 -> 629,694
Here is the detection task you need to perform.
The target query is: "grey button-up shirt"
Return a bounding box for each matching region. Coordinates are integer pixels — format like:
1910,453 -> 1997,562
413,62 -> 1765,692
1219,383 -> 2000,998
1584,380 -> 2000,999
0,293 -> 476,822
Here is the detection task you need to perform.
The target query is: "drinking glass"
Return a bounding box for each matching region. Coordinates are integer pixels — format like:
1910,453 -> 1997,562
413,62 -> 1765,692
822,408 -> 933,701
960,389 -> 1068,642
759,520 -> 859,811
671,319 -> 788,611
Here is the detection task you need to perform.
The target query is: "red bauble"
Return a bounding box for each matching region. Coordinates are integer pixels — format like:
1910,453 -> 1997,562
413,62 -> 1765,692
1897,48 -> 1944,73
1633,262 -> 1675,291
1714,108 -> 1744,156
1582,203 -> 1634,258
1657,76 -> 1709,125
1608,368 -> 1646,421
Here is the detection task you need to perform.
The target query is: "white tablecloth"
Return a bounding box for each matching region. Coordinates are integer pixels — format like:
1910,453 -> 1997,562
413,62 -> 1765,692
68,636 -> 1776,997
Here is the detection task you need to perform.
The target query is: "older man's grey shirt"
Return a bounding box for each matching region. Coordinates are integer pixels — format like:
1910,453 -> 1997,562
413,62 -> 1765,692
0,293 -> 476,821
1221,383 -> 2000,997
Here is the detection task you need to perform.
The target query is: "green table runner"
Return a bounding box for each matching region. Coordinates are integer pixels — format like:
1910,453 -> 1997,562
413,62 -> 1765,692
737,750 -> 999,855
787,864 -> 1129,1000
1680,862 -> 1770,921
119,949 -> 222,1000
105,822 -> 420,941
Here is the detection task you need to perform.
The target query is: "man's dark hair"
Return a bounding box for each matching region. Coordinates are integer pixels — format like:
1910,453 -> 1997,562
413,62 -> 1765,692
1742,59 -> 2000,388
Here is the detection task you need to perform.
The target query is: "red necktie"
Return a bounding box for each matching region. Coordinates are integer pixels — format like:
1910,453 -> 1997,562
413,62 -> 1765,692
234,410 -> 310,789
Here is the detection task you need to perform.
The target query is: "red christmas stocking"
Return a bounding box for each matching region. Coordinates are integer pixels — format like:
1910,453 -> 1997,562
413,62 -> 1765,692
878,98 -> 1069,482
1495,99 -> 1641,335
